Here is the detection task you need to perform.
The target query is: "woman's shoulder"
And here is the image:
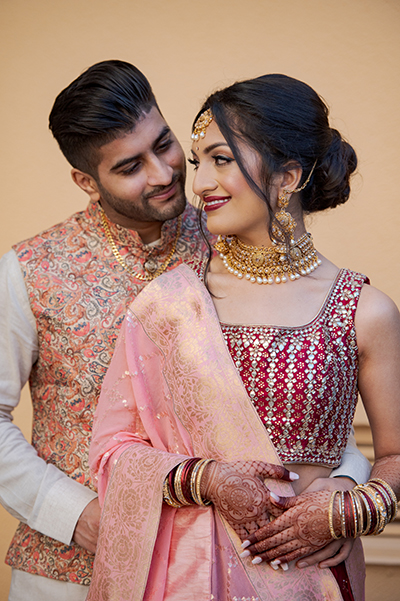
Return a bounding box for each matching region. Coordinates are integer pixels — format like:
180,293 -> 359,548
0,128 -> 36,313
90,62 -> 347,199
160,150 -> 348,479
355,282 -> 400,356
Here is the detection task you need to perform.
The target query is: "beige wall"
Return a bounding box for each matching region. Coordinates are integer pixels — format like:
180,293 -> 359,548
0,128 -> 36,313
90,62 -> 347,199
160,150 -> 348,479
0,1 -> 399,599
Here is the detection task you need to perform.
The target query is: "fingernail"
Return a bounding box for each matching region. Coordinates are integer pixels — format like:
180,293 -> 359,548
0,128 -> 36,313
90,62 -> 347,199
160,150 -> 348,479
281,562 -> 289,571
270,491 -> 280,501
289,471 -> 299,480
240,550 -> 250,559
241,540 -> 251,549
270,560 -> 280,570
252,556 -> 262,565
297,561 -> 307,569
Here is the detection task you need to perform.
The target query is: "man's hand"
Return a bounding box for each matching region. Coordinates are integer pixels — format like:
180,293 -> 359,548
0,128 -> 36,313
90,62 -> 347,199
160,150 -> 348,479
73,497 -> 101,554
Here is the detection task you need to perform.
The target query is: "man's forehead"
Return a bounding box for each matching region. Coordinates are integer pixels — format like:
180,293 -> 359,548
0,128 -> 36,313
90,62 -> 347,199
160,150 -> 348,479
97,107 -> 168,167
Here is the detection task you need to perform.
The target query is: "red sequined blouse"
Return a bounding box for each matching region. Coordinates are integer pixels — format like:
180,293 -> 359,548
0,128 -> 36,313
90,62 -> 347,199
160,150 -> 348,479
220,269 -> 368,467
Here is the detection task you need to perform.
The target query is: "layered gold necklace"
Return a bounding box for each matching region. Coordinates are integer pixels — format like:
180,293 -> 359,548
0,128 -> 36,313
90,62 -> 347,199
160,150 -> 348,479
214,233 -> 321,284
100,209 -> 182,281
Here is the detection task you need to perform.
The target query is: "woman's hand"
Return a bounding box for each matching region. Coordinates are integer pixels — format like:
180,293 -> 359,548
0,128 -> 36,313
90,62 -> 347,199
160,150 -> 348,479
292,476 -> 356,569
240,489 -> 340,564
201,460 -> 297,539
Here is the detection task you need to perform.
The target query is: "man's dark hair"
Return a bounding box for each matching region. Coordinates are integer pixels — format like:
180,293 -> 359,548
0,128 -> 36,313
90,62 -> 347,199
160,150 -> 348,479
49,60 -> 158,176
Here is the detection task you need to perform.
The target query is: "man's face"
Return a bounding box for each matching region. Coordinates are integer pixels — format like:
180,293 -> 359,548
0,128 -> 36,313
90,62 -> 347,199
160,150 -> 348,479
93,106 -> 187,240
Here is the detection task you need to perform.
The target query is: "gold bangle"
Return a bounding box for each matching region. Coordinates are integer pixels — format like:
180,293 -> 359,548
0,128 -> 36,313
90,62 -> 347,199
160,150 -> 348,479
190,460 -> 204,505
340,491 -> 347,538
354,489 -> 367,536
369,479 -> 398,522
193,459 -> 214,506
354,485 -> 373,535
163,476 -> 183,508
174,460 -> 193,506
329,491 -> 341,539
363,485 -> 387,535
349,490 -> 363,537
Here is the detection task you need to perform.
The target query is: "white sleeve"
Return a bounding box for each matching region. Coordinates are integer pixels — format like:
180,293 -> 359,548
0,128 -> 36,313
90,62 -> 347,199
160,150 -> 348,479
0,250 -> 97,546
330,428 -> 371,484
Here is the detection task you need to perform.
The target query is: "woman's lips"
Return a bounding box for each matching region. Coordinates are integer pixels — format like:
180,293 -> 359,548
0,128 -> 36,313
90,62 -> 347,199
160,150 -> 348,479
203,196 -> 231,212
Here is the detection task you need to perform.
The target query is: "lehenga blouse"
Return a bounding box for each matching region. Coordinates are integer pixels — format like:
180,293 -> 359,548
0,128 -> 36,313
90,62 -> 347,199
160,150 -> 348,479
209,267 -> 368,467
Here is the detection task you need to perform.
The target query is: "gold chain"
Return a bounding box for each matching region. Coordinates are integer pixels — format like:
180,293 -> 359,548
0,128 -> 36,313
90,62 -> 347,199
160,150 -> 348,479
100,209 -> 182,281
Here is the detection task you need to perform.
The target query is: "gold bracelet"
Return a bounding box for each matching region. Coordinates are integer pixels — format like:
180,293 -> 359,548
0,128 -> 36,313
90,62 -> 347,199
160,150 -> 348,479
174,460 -> 193,506
340,491 -> 347,538
349,489 -> 363,537
329,491 -> 341,539
354,489 -> 367,536
368,479 -> 398,523
163,476 -> 183,508
363,485 -> 387,535
190,460 -> 204,505
193,459 -> 214,506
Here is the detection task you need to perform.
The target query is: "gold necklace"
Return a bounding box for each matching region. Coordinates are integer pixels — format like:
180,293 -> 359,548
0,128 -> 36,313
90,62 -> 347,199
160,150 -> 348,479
100,210 -> 182,281
214,233 -> 321,284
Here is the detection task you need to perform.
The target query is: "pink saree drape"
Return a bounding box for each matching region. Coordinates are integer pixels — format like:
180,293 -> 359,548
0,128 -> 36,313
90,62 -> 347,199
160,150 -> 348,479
88,264 -> 365,601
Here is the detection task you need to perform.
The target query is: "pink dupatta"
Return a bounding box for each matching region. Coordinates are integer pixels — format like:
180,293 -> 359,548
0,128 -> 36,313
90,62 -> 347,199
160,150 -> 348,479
88,264 -> 363,601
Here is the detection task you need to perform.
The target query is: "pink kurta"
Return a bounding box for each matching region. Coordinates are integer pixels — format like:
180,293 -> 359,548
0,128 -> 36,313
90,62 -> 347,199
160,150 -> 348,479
88,264 -> 365,601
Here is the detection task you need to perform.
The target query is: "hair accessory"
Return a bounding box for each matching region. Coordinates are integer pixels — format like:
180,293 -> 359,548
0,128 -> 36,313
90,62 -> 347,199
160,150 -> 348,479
100,209 -> 181,281
293,160 -> 317,194
191,109 -> 213,141
215,232 -> 321,285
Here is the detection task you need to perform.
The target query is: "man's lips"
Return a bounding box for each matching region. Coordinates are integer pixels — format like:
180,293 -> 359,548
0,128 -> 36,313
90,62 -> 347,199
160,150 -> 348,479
203,196 -> 231,212
147,181 -> 179,202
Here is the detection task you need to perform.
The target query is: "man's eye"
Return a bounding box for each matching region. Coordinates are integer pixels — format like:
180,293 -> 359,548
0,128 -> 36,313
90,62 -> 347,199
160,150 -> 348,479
157,138 -> 173,152
121,163 -> 140,175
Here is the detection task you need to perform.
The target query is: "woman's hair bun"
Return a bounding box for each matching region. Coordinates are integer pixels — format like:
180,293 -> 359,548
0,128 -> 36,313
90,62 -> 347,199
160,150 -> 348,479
302,129 -> 357,213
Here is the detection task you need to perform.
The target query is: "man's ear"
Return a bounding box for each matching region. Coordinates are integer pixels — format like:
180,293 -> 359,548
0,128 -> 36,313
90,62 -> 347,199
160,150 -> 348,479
71,169 -> 101,202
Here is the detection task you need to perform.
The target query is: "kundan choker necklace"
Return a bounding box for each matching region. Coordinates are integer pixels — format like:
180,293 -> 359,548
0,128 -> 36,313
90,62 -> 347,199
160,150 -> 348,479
214,233 -> 321,284
100,209 -> 182,281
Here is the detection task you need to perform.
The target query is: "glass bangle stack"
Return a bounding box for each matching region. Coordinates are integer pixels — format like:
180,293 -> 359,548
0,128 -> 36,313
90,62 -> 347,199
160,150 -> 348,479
329,478 -> 398,539
163,458 -> 214,508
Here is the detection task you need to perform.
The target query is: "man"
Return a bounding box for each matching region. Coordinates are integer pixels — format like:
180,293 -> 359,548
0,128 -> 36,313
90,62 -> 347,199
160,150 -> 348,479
0,60 -> 370,600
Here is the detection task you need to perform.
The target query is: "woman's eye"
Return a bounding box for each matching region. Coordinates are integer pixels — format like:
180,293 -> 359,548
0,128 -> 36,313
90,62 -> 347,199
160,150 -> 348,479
187,157 -> 199,170
213,155 -> 233,166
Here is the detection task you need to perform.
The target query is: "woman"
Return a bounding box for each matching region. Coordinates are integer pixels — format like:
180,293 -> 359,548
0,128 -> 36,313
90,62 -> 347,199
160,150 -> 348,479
88,75 -> 399,601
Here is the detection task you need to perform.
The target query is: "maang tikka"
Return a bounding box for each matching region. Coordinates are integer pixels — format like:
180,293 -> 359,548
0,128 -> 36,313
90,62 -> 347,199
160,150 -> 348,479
191,109 -> 213,141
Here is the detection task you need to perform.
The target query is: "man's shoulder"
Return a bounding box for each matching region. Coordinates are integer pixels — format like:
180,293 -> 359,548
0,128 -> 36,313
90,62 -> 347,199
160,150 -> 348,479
12,205 -> 90,257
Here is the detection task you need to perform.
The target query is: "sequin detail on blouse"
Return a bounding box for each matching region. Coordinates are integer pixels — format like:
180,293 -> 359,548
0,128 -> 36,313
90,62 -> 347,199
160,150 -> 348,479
221,269 -> 367,467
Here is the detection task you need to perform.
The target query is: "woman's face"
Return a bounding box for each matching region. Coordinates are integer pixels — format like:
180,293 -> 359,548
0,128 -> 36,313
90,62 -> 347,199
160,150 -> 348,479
190,120 -> 272,246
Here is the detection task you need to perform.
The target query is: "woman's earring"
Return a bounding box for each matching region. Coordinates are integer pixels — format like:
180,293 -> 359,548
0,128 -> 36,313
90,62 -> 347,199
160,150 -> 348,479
273,189 -> 297,239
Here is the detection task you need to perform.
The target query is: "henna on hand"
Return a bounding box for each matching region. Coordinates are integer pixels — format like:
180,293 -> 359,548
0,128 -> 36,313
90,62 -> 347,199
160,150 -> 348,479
201,460 -> 295,540
242,490 -> 340,563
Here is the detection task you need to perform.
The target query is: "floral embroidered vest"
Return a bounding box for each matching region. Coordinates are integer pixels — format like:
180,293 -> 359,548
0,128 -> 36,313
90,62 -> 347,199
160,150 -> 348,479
6,200 -> 208,584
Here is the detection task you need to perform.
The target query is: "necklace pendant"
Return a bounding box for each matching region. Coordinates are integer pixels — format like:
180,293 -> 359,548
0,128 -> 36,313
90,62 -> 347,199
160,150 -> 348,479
144,258 -> 158,274
251,251 -> 265,267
